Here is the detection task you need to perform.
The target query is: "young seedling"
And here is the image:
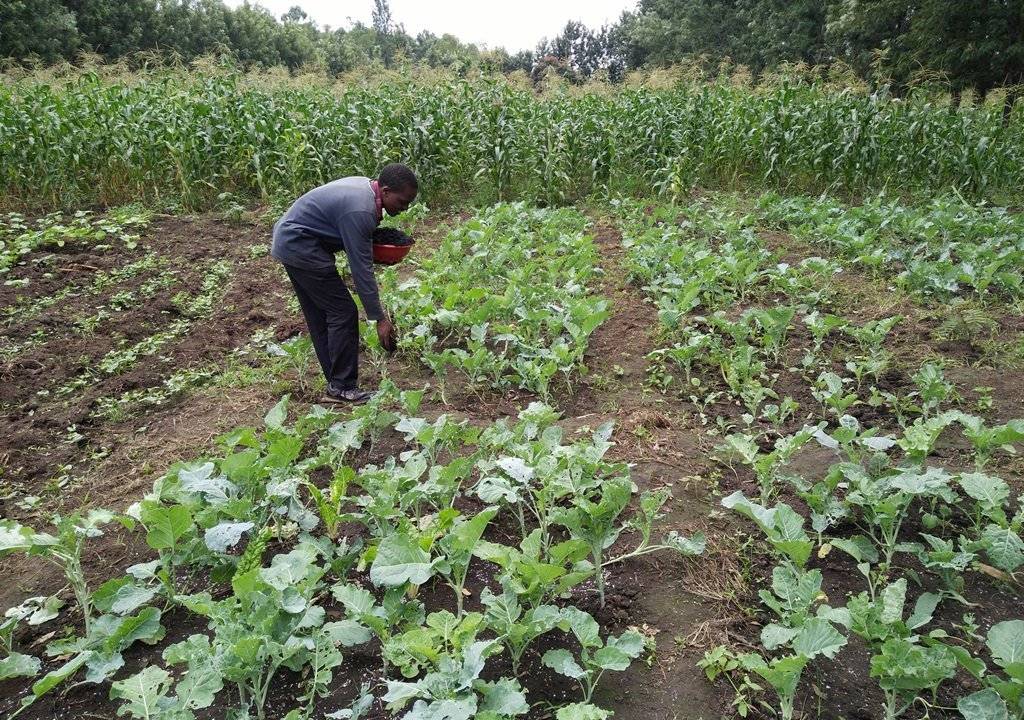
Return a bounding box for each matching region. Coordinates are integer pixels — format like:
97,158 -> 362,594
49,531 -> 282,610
306,466 -> 356,539
135,501 -> 197,604
602,489 -> 705,568
715,425 -> 819,504
383,639 -> 528,719
954,412 -> 1024,470
721,492 -> 814,568
435,507 -> 498,616
551,477 -> 631,608
541,607 -> 648,705
749,305 -> 797,362
481,584 -> 562,675
1,511 -> 126,635
956,620 -> 1024,718
474,528 -> 593,611
332,582 -> 424,675
0,597 -> 58,681
171,542 -> 364,720
847,579 -> 956,720
842,465 -> 955,588
812,371 -> 859,418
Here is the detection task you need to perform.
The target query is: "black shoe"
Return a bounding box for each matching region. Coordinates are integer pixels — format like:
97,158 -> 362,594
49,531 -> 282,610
321,387 -> 373,404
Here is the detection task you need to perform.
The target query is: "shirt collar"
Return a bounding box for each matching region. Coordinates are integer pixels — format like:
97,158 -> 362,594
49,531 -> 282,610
370,180 -> 383,222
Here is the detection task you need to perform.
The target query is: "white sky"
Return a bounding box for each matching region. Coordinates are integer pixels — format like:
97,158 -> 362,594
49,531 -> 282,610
223,0 -> 637,52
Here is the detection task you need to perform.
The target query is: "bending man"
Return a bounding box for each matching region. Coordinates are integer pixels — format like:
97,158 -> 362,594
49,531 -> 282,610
271,163 -> 417,403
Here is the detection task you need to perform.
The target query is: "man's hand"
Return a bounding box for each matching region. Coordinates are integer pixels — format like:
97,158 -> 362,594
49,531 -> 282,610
377,317 -> 397,354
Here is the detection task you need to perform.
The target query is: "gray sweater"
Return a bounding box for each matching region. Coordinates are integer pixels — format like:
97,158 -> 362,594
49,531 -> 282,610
271,176 -> 384,320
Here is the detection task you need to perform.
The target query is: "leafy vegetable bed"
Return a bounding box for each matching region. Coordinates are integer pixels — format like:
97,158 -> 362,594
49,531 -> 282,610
2,388 -> 704,720
387,204 -> 609,400
621,196 -> 1024,720
1,196 -> 1022,720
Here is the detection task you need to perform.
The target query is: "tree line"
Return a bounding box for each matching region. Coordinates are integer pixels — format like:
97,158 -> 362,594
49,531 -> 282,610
541,1 -> 1022,106
0,0 -> 535,75
3,0 -> 1022,109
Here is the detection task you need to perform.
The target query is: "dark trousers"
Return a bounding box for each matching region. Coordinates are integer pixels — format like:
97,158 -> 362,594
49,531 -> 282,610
284,265 -> 359,392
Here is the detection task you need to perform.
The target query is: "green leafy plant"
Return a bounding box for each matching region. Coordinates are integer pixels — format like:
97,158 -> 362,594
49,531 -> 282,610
331,581 -> 424,675
715,425 -> 818,503
273,335 -> 317,395
306,466 -> 355,539
847,579 -> 956,720
713,560 -> 850,720
473,529 -> 593,612
555,482 -> 705,607
435,508 -> 498,616
955,413 -> 1024,470
957,620 -> 1024,719
172,541 -> 366,720
384,610 -> 485,680
474,409 -> 617,556
385,643 -> 529,719
842,465 -> 955,585
912,362 -> 955,419
481,584 -> 562,675
1,511 -> 127,635
541,607 -> 649,705
14,606 -> 165,718
389,204 -> 608,398
812,371 -> 860,417
135,501 -> 196,603
721,492 -> 814,568
551,477 -> 632,608
0,597 -> 58,681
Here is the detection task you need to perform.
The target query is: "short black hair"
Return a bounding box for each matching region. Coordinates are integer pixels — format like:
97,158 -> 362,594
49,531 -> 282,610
378,163 -> 418,192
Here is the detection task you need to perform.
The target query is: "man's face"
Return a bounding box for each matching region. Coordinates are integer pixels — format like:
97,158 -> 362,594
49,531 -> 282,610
381,184 -> 417,216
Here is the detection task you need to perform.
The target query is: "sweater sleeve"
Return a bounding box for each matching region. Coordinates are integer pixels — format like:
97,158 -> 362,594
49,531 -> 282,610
336,210 -> 386,321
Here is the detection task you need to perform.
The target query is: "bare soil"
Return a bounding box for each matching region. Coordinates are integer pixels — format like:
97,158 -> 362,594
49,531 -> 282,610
0,215 -> 291,509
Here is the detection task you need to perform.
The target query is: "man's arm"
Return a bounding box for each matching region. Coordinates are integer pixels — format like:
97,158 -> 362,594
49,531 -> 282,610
335,211 -> 386,321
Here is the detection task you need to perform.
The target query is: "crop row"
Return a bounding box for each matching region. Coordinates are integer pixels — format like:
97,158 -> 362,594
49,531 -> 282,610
381,203 -> 608,400
759,193 -> 1024,302
714,411 -> 1024,720
620,199 -> 1024,719
2,74 -> 1023,210
0,206 -> 150,277
1,386 -> 704,720
47,260 -> 232,398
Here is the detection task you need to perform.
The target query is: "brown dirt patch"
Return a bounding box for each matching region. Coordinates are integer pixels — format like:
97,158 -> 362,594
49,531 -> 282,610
0,214 -> 290,512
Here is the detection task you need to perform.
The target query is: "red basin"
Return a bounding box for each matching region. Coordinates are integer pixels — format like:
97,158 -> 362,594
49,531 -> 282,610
372,241 -> 413,265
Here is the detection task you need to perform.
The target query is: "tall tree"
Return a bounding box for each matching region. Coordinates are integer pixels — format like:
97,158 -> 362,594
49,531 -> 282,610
0,0 -> 79,63
153,0 -> 231,59
276,3 -> 318,68
280,5 -> 307,24
412,31 -> 476,70
318,28 -> 364,74
224,2 -> 282,66
494,48 -> 536,74
372,0 -> 399,67
536,20 -> 627,82
61,0 -> 158,59
622,0 -> 749,68
737,0 -> 827,70
827,0 -> 1024,107
997,0 -> 1024,118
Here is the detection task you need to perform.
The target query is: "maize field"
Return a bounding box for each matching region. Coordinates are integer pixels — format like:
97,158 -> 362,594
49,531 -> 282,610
1,72 -> 1023,211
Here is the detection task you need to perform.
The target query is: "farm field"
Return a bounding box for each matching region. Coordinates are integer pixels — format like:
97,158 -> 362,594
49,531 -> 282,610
2,74 -> 1024,720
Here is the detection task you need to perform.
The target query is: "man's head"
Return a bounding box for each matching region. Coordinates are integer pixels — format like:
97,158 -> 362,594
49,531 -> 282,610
378,163 -> 418,216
